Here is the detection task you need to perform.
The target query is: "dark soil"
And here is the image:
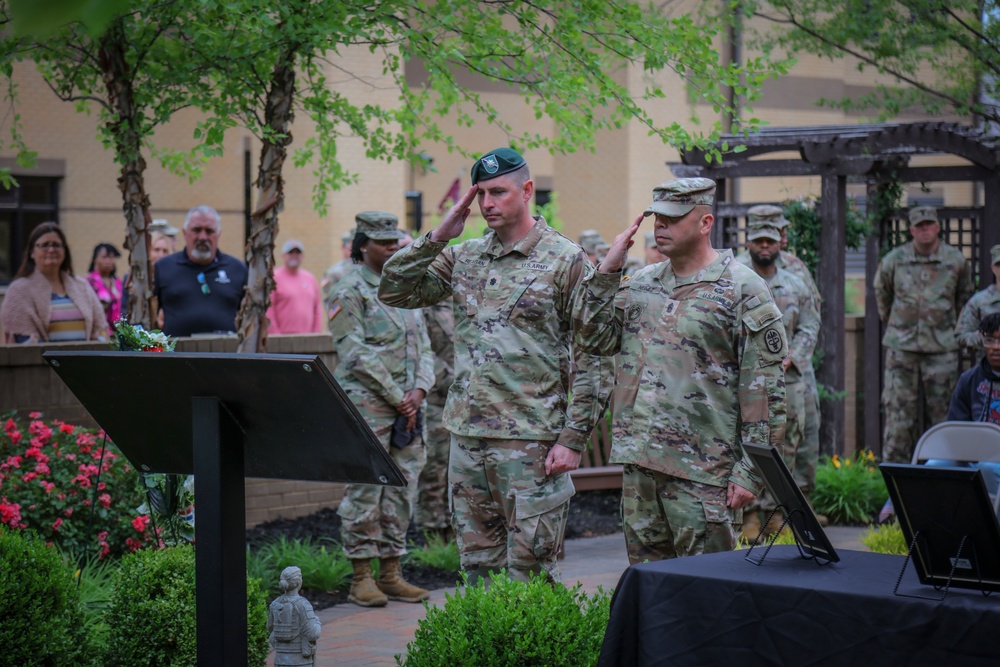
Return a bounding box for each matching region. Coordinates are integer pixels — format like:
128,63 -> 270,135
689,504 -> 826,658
246,489 -> 621,610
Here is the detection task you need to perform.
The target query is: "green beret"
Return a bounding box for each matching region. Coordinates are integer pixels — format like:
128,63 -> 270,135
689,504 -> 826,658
355,211 -> 404,241
644,178 -> 716,217
908,206 -> 939,226
470,147 -> 527,184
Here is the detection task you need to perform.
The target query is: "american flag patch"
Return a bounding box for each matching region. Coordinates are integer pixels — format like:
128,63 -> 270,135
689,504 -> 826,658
327,303 -> 342,321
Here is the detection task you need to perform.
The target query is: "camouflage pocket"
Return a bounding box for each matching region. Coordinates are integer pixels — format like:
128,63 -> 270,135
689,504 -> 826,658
513,474 -> 575,560
743,301 -> 786,367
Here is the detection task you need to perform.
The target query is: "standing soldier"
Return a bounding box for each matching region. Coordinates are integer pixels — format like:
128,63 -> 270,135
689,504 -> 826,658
321,228 -> 356,306
379,147 -> 609,583
956,244 -> 1000,353
737,218 -> 820,536
415,296 -> 455,541
329,212 -> 435,607
576,178 -> 787,563
579,230 -> 607,265
874,206 -> 974,462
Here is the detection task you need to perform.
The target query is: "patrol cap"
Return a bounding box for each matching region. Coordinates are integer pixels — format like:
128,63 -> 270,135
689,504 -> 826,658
644,178 -> 716,218
470,147 -> 527,184
991,244 -> 1000,266
341,228 -> 355,244
281,239 -> 304,254
355,211 -> 405,240
579,230 -> 606,255
909,206 -> 939,226
644,230 -> 656,248
747,204 -> 789,229
746,222 -> 782,242
149,219 -> 179,236
594,242 -> 611,261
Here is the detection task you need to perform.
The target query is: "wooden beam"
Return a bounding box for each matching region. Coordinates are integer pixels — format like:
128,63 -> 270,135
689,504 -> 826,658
817,174 -> 847,456
864,183 -> 886,458
983,173 -> 1000,283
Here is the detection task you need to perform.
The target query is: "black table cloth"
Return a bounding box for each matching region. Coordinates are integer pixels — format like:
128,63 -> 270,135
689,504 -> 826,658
599,546 -> 999,667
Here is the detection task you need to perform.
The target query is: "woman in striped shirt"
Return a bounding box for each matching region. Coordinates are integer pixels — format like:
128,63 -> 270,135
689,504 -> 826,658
1,222 -> 108,343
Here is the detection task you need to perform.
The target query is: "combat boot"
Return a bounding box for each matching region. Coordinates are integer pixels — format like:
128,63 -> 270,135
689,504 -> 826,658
348,559 -> 388,607
377,556 -> 430,602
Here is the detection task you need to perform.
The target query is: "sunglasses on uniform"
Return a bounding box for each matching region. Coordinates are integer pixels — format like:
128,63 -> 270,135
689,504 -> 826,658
197,272 -> 211,295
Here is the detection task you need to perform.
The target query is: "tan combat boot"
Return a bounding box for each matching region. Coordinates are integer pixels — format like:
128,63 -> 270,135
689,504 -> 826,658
348,559 -> 388,607
377,556 -> 430,602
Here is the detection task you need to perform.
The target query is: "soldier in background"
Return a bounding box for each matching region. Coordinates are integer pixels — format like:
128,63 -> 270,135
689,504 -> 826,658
577,178 -> 786,563
416,296 -> 455,541
956,244 -> 1000,354
379,147 -> 609,583
321,228 -> 356,305
644,230 -> 667,266
579,230 -> 606,265
738,204 -> 823,505
874,205 -> 974,462
737,220 -> 820,537
328,212 -> 434,607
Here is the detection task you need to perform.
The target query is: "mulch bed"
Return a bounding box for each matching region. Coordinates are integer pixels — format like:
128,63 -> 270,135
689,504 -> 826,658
247,489 -> 622,609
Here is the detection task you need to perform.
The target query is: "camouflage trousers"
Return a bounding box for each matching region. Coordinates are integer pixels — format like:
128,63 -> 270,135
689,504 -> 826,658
755,377 -> 806,511
882,349 -> 959,463
415,401 -> 451,531
793,365 -> 821,497
449,434 -> 575,583
338,416 -> 426,560
621,464 -> 739,565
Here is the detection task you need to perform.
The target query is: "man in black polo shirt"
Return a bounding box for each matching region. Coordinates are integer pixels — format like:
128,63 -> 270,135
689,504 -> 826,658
154,205 -> 248,337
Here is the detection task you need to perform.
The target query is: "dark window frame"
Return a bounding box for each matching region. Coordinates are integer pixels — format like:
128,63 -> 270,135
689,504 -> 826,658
0,176 -> 60,284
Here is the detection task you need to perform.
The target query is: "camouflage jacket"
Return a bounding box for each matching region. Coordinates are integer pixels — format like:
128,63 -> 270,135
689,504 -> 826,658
956,284 -> 1000,352
874,241 -> 973,353
575,250 -> 786,492
329,265 -> 435,426
735,248 -> 820,304
378,217 -> 610,451
322,258 -> 356,305
423,297 -> 455,406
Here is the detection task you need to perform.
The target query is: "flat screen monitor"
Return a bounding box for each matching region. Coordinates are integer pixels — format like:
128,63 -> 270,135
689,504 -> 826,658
743,442 -> 840,563
879,463 -> 1000,592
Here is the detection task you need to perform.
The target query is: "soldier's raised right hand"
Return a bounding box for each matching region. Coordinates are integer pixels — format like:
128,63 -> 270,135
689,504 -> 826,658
430,185 -> 479,243
598,213 -> 644,274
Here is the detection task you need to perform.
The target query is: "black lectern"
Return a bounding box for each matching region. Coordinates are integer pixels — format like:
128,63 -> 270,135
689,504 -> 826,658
43,351 -> 405,666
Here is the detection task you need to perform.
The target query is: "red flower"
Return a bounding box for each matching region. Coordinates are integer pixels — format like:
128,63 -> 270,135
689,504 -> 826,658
28,412 -> 41,419
98,493 -> 111,509
58,423 -> 75,435
0,499 -> 21,527
22,472 -> 37,482
63,508 -> 73,518
35,462 -> 50,475
132,515 -> 150,533
41,481 -> 55,494
51,517 -> 62,531
97,482 -> 106,491
125,537 -> 141,552
72,474 -> 92,488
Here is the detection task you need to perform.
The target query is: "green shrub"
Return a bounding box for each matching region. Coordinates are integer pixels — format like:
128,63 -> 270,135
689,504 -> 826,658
103,545 -> 270,666
399,571 -> 611,667
0,528 -> 94,666
407,533 -> 461,573
861,521 -> 909,555
74,554 -> 116,650
248,535 -> 352,596
811,449 -> 889,524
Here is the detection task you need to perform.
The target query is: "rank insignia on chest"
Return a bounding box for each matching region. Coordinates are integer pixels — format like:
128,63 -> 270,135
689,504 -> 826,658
626,303 -> 645,322
764,327 -> 783,354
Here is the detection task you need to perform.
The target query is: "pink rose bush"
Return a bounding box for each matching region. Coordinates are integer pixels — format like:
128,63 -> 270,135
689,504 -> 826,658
0,412 -> 155,558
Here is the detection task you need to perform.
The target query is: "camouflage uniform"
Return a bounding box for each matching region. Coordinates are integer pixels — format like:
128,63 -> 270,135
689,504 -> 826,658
321,229 -> 357,305
330,263 -> 435,560
378,217 -> 609,581
874,207 -> 974,463
957,285 -> 1000,352
415,297 -> 455,534
578,208 -> 787,565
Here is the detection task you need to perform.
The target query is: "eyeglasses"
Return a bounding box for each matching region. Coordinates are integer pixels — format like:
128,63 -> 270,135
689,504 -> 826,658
982,335 -> 1000,349
197,272 -> 211,295
35,242 -> 65,250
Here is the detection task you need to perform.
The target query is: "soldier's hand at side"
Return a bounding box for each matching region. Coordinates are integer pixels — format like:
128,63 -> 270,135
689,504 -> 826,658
545,443 -> 582,476
430,185 -> 479,243
400,388 -> 426,415
782,357 -> 793,372
726,482 -> 755,510
598,213 -> 644,274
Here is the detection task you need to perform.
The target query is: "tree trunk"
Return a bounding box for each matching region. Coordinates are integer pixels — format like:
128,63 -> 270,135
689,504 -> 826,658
98,23 -> 154,329
235,49 -> 295,353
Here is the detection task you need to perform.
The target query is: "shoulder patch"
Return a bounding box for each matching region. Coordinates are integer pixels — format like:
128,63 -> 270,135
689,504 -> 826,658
327,302 -> 342,321
742,301 -> 782,332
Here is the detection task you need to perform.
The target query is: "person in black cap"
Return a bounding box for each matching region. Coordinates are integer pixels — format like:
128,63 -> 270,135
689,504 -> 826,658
377,147 -> 610,584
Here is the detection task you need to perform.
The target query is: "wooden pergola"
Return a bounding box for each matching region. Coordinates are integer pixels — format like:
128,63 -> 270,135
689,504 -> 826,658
671,122 -> 1000,457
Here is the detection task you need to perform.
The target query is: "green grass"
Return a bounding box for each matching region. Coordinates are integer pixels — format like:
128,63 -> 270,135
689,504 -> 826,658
71,555 -> 115,649
247,536 -> 352,595
861,521 -> 908,555
407,533 -> 461,572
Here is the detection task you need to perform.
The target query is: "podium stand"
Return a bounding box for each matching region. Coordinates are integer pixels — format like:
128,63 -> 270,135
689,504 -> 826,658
43,350 -> 405,666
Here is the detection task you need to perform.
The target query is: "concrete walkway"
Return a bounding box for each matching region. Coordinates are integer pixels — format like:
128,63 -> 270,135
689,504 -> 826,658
271,526 -> 869,667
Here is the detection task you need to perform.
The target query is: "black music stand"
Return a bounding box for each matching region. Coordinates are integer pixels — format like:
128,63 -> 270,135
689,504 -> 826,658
43,350 -> 404,666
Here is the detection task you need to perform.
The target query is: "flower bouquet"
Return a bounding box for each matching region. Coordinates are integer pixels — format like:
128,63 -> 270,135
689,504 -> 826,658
110,318 -> 175,352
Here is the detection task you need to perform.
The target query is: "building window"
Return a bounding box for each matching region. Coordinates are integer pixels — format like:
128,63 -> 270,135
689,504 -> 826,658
0,176 -> 60,284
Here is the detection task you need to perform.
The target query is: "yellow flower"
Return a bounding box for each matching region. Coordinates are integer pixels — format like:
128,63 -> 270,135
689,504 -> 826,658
845,458 -> 852,467
865,450 -> 875,462
831,455 -> 841,469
